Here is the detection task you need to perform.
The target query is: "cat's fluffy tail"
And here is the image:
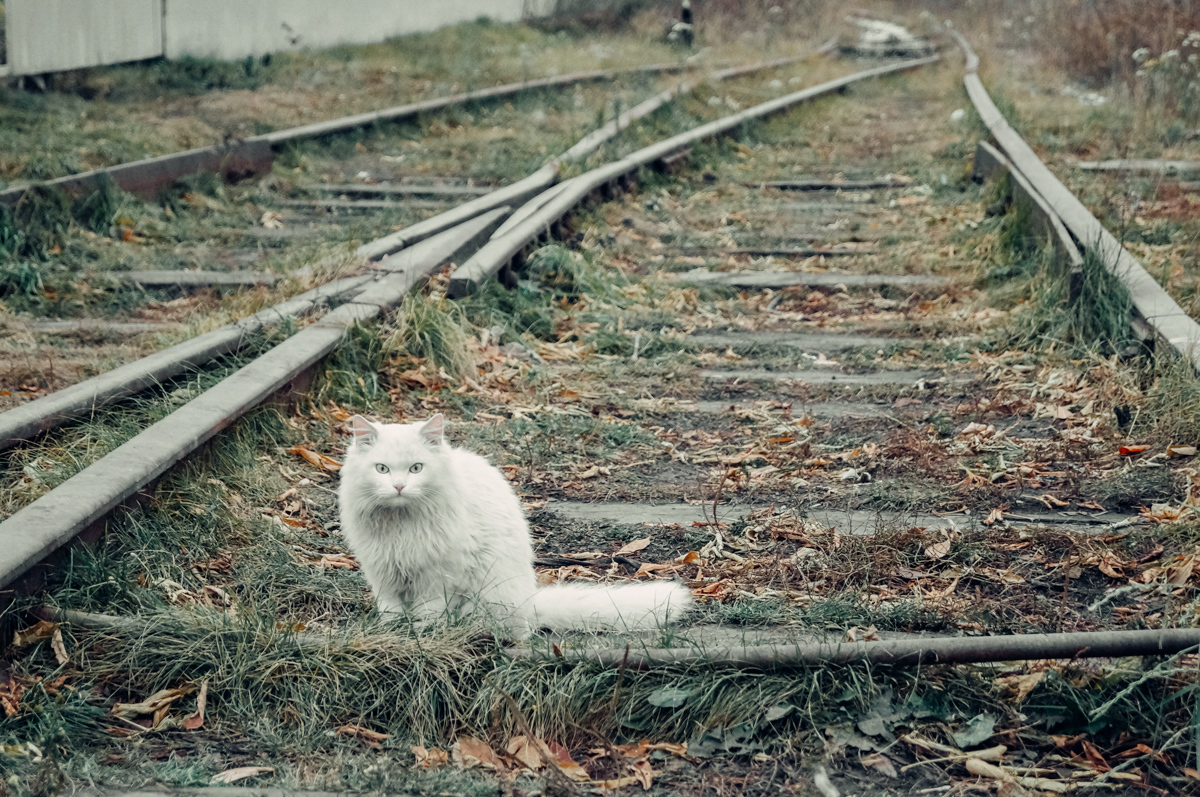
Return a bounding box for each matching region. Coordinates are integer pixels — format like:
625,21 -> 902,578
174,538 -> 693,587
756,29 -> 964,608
527,581 -> 693,632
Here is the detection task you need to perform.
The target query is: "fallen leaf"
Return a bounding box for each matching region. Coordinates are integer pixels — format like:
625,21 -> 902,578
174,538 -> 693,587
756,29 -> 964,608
1119,445 -> 1148,456
983,507 -> 1005,526
545,740 -> 591,781
1169,445 -> 1198,458
211,766 -> 273,784
506,735 -> 546,771
50,628 -> 68,666
111,686 -> 196,730
1038,494 -> 1069,509
924,535 -> 952,560
1077,500 -> 1105,511
1080,739 -> 1111,772
13,620 -> 57,648
862,753 -> 898,778
337,724 -> 389,749
319,554 -> 359,570
288,446 -> 342,473
952,713 -> 997,749
995,670 -> 1044,703
615,538 -> 651,557
183,681 -> 207,730
631,759 -> 657,789
453,735 -> 508,772
260,210 -> 284,229
412,745 -> 449,768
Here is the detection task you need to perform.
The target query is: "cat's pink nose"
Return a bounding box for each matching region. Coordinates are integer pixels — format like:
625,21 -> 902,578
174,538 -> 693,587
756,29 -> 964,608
394,485 -> 404,494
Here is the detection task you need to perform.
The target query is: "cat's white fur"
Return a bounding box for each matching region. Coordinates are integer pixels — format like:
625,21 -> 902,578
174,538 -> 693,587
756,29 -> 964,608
337,414 -> 692,636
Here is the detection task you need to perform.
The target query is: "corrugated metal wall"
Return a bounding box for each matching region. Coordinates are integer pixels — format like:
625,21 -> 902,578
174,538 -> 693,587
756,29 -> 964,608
162,0 -> 527,61
1,0 -> 639,77
6,0 -> 164,76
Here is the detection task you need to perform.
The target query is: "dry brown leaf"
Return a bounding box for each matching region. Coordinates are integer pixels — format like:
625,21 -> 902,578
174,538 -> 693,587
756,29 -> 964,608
50,628 -> 68,666
674,551 -> 701,565
337,724 -> 389,749
983,507 -> 1005,526
288,446 -> 342,473
924,535 -> 952,560
631,759 -> 658,789
1038,494 -> 1070,509
615,538 -> 651,557
211,766 -> 274,784
995,670 -> 1044,703
183,681 -> 207,730
13,620 -> 57,648
412,745 -> 449,768
546,740 -> 591,782
453,735 -> 508,772
319,554 -> 360,570
862,753 -> 898,779
506,735 -> 545,771
1168,445 -> 1198,458
111,686 -> 196,729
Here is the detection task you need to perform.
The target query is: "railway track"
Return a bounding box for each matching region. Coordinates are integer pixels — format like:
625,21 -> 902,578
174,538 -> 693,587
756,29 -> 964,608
1,20 -> 1198,797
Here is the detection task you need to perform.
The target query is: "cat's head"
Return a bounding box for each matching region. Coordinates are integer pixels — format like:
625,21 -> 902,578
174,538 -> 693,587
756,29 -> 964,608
340,414 -> 448,508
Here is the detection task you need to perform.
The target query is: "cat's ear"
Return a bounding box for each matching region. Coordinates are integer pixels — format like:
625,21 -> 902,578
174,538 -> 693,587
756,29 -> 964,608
349,415 -> 379,448
420,414 -> 446,448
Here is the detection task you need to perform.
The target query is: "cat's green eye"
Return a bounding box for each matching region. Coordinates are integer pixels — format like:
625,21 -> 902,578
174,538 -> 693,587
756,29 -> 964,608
375,463 -> 390,474
410,463 -> 424,474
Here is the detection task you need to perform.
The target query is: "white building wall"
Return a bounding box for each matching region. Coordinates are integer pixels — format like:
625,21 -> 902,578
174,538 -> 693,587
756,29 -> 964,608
162,0 -> 528,61
2,0 -> 637,76
6,0 -> 164,76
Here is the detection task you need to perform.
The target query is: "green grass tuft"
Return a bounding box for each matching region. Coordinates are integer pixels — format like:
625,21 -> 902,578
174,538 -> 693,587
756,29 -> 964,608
386,293 -> 476,381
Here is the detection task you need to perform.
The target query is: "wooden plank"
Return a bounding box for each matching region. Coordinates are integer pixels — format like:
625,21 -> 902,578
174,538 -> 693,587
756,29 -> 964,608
77,790 -> 417,797
690,331 -> 925,350
673,246 -> 873,257
678,270 -> 945,289
274,198 -> 453,211
701,368 -> 945,385
16,320 -> 181,336
115,270 -> 282,287
1077,159 -> 1200,175
315,182 -> 494,197
753,179 -> 911,191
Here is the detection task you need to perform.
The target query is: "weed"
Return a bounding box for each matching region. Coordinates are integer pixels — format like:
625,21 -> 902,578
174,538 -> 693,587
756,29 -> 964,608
71,174 -> 126,234
317,322 -> 387,411
12,185 -> 72,260
386,293 -> 475,381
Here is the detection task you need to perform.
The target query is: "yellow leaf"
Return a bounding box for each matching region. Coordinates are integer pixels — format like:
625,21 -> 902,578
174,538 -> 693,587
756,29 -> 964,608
211,766 -> 273,784
615,538 -> 651,557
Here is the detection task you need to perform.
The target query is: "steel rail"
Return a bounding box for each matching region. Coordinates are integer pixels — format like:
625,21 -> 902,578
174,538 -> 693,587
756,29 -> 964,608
448,54 -> 940,298
0,208 -> 510,593
0,49 -> 840,592
0,62 -> 687,206
358,42 -> 835,261
945,24 -> 1200,368
0,50 -> 831,450
512,628 -> 1200,669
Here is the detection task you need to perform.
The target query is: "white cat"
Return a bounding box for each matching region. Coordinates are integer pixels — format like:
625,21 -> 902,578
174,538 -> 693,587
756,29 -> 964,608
337,414 -> 692,636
